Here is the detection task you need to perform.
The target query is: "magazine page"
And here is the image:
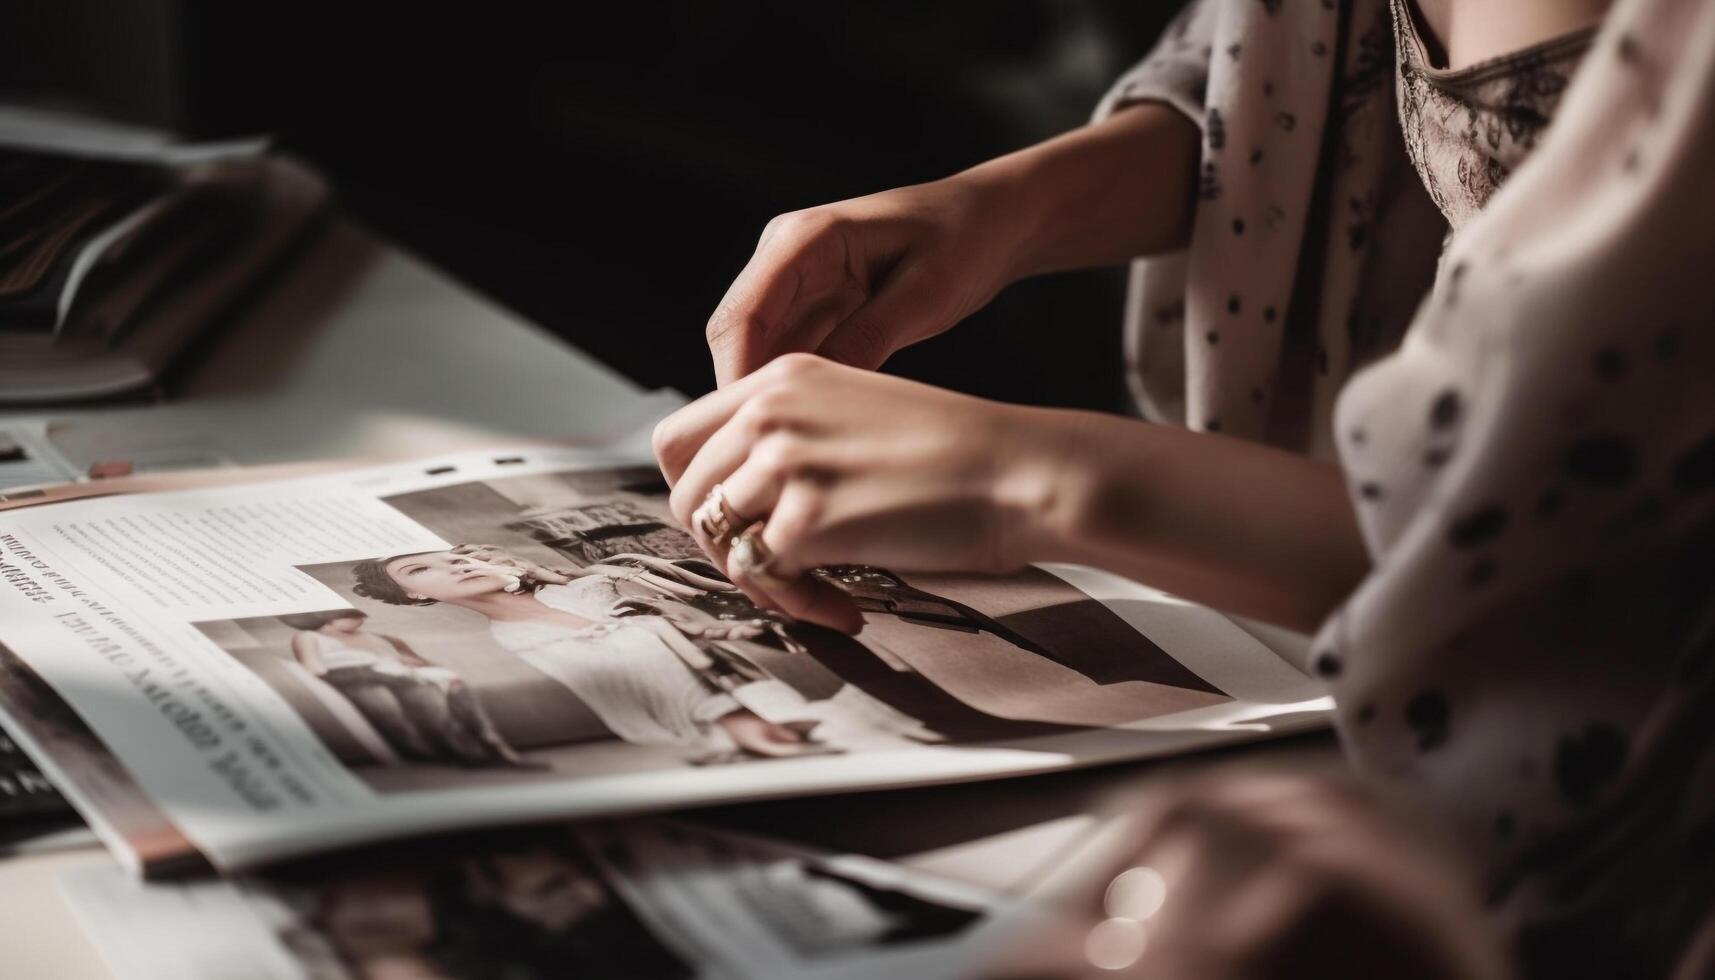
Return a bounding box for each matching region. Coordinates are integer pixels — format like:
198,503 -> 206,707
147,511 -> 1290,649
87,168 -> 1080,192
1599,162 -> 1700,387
0,701 -> 94,856
0,642 -> 201,874
0,718 -> 66,820
0,444 -> 1329,873
60,818 -> 1023,980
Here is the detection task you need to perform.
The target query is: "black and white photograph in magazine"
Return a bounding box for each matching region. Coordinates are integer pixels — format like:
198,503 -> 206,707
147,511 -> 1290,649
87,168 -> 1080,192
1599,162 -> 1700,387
262,828 -> 700,980
193,465 -> 1233,792
57,819 -> 999,980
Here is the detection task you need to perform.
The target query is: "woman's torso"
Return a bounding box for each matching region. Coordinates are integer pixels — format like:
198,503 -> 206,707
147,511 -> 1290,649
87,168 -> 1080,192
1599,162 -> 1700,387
1392,0 -> 1598,231
488,579 -> 721,746
489,578 -> 644,650
312,631 -> 392,671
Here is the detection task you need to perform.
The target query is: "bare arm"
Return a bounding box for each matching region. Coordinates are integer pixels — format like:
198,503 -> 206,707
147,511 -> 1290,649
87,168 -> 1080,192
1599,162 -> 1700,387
382,635 -> 434,668
658,358 -> 1367,636
289,633 -> 327,675
1036,411 -> 1370,634
706,103 -> 1200,382
965,102 -> 1201,281
631,614 -> 716,669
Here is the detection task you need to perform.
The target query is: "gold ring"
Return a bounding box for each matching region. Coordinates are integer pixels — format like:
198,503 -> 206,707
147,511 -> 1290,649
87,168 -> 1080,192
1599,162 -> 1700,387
728,521 -> 779,579
692,484 -> 745,549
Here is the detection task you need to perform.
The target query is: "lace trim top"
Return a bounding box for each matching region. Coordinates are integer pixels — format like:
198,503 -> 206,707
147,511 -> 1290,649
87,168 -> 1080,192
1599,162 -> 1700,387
1392,0 -> 1596,231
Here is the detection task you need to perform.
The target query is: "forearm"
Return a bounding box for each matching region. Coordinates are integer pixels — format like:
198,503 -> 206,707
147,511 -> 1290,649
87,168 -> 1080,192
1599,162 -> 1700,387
1022,410 -> 1371,634
958,102 -> 1201,281
290,639 -> 325,675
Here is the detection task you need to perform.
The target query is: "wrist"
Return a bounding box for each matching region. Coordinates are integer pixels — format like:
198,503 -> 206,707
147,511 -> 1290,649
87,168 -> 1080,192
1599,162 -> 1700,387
987,406 -> 1117,568
958,103 -> 1199,282
941,162 -> 1044,292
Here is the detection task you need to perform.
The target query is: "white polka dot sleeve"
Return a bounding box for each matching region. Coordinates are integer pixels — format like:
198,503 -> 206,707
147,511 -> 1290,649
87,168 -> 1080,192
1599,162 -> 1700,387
1316,0 -> 1715,972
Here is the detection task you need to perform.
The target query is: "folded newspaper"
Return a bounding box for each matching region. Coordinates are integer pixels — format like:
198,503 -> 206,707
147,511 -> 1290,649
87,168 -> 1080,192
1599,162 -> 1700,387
0,442 -> 1330,876
62,817 -> 1024,980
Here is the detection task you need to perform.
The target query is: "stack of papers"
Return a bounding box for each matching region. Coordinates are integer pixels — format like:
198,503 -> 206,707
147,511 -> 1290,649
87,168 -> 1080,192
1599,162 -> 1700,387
0,438 -> 1329,976
0,109 -> 327,404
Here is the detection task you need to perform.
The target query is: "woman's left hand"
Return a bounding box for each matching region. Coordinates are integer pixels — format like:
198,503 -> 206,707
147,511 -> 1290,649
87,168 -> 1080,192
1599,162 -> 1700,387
450,543 -> 573,586
652,354 -> 1072,632
988,772 -> 1511,980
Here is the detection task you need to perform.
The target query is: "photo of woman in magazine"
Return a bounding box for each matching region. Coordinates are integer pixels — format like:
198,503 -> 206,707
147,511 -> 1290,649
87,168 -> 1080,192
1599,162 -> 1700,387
187,463 -> 1238,795
284,835 -> 697,980
349,545 -> 940,764
58,819 -> 999,980
282,609 -> 532,769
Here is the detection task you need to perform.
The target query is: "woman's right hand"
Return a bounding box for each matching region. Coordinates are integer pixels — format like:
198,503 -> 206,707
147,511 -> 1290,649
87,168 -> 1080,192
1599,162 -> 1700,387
706,174 -> 1026,386
705,104 -> 1203,385
450,543 -> 573,586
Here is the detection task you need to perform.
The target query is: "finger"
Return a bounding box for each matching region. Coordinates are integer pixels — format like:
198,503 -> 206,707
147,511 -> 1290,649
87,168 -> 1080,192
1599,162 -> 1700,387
765,286 -> 870,370
752,494 -> 864,633
724,554 -> 834,623
735,570 -> 863,635
457,545 -> 519,572
720,501 -> 862,633
653,355 -> 821,486
817,260 -> 949,370
706,232 -> 806,388
716,449 -> 788,539
679,441 -> 794,573
666,408 -> 775,532
509,555 -> 570,584
708,217 -> 861,387
532,566 -> 574,585
683,489 -> 746,576
720,525 -> 783,614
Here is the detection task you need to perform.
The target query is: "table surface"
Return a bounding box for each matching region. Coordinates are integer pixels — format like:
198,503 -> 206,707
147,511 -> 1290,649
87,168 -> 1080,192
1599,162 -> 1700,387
1,219 -> 681,466
0,219 -> 1337,978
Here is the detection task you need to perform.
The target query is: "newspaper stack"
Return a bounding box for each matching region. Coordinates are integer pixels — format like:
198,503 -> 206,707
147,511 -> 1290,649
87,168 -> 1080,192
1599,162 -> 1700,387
0,108 -> 327,405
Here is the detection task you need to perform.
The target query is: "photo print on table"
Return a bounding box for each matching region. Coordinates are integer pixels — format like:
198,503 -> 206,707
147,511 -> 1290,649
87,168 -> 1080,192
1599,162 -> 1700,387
58,818 -> 1007,980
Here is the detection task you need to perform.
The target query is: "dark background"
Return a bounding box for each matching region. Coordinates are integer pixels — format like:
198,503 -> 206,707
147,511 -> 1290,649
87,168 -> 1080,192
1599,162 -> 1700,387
0,2 -> 1178,410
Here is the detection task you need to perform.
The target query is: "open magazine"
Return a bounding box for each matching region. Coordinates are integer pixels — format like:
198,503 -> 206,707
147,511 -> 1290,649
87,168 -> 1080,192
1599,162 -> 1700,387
60,817 -> 1025,980
0,442 -> 1330,875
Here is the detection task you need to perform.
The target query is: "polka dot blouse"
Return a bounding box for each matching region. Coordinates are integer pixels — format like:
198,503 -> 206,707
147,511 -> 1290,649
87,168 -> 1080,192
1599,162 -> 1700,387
1097,0 -> 1715,973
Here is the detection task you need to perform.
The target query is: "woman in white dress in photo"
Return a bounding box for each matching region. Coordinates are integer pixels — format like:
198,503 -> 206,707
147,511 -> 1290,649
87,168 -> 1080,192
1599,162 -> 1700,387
350,549 -> 927,763
284,610 -> 529,768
